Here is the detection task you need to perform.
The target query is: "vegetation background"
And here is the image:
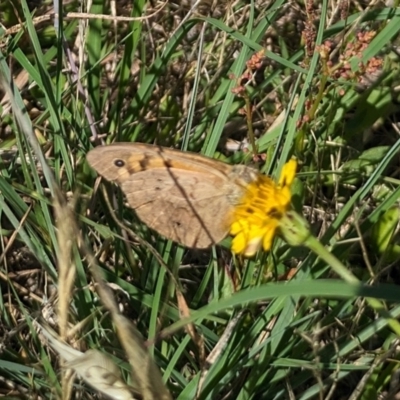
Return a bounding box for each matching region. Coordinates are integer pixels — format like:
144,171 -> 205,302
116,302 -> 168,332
1,0 -> 400,399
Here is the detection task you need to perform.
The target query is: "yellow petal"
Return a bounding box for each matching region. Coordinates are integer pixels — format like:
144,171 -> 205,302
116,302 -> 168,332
276,187 -> 292,207
243,236 -> 263,257
279,159 -> 297,187
262,224 -> 277,251
231,232 -> 247,254
230,219 -> 248,235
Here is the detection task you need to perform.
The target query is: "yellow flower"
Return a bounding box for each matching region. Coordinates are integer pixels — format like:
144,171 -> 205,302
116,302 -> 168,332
230,159 -> 297,256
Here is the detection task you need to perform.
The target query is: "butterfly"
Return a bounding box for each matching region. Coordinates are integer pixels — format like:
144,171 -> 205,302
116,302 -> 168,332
87,143 -> 259,248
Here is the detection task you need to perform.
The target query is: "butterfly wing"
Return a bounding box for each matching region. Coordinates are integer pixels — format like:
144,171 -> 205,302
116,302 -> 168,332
87,143 -> 235,248
123,168 -> 232,248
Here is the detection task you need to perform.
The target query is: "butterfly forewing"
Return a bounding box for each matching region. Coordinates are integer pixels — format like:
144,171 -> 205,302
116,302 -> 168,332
121,168 -> 233,248
87,143 -> 239,248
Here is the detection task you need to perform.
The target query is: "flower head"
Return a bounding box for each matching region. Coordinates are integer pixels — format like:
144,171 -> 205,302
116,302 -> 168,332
230,159 -> 297,256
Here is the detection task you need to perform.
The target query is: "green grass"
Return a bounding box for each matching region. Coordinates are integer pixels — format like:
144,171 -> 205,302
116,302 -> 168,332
1,0 -> 400,399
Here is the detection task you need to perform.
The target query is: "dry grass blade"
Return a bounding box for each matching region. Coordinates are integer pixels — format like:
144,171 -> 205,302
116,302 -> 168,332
86,251 -> 172,400
176,290 -> 206,365
110,313 -> 173,400
53,195 -> 76,339
36,321 -> 138,400
52,196 -> 78,399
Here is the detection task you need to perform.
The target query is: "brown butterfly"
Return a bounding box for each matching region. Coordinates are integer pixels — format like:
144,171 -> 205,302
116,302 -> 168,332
87,143 -> 259,249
